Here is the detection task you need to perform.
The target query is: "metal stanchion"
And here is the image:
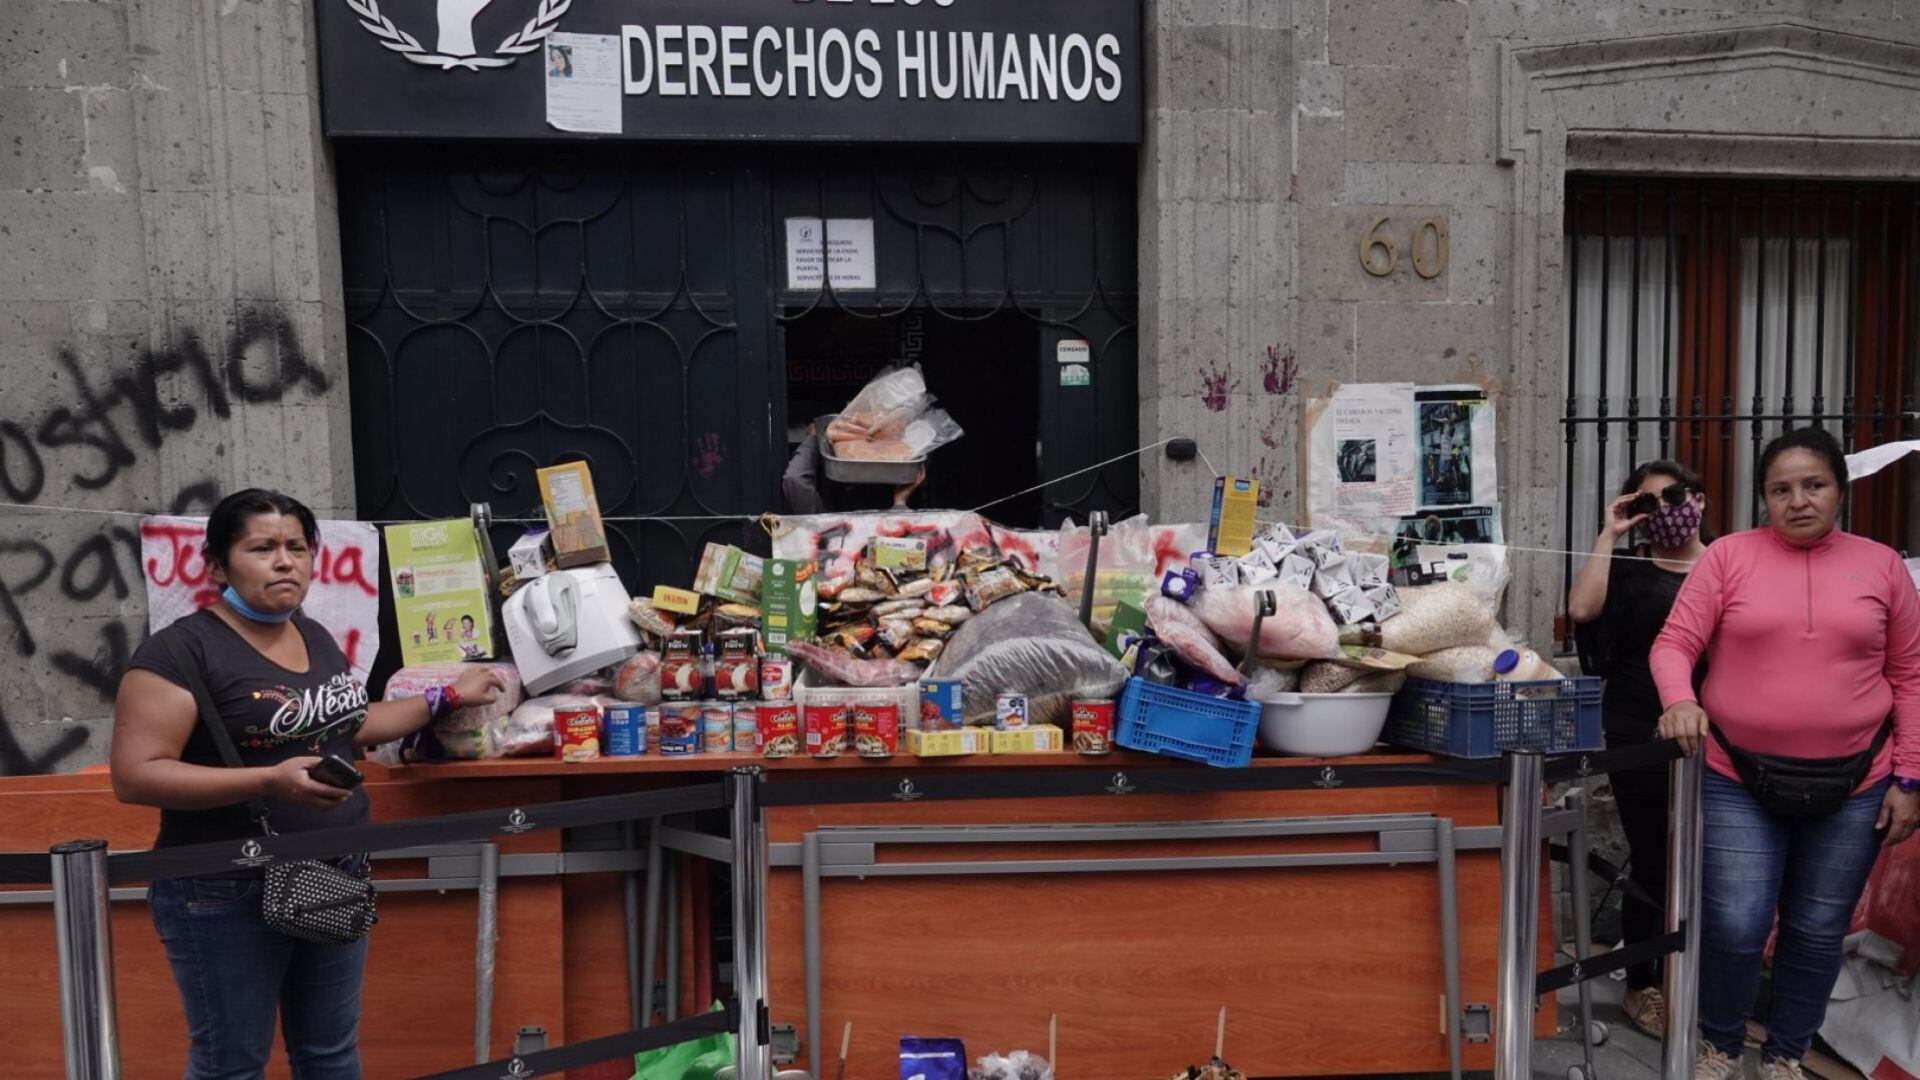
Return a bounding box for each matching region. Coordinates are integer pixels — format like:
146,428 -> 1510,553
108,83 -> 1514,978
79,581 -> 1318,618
730,767 -> 770,1080
640,817 -> 664,1026
51,840 -> 120,1080
1661,751 -> 1705,1079
1494,751 -> 1544,1080
474,840 -> 500,1064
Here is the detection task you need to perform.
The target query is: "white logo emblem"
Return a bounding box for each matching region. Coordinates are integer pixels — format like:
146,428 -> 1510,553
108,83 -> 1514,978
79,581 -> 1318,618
1570,962 -> 1583,984
241,840 -> 263,859
1578,755 -> 1593,776
346,0 -> 573,72
1106,772 -> 1136,795
503,1058 -> 533,1079
892,779 -> 923,803
501,807 -> 535,835
1314,766 -> 1343,789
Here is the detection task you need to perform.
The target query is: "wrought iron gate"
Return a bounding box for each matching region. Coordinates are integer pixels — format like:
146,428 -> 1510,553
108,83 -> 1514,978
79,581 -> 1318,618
336,142 -> 1137,603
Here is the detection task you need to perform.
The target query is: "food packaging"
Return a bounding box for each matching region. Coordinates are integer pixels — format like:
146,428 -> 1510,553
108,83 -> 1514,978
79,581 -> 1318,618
760,656 -> 794,701
612,651 -> 662,705
381,661 -> 524,759
759,559 -> 817,656
603,704 -> 647,756
385,519 -> 498,666
1363,582 -> 1402,621
1106,600 -> 1150,659
928,592 -> 1128,730
656,703 -> 700,755
713,628 -> 759,700
661,631 -> 706,701
995,693 -> 1029,730
919,678 -> 964,731
1348,552 -> 1391,589
700,702 -> 733,752
757,702 -> 800,758
1207,476 -> 1260,556
555,706 -> 602,762
652,585 -> 702,616
1160,569 -> 1198,603
900,1037 -> 968,1080
1255,522 -> 1298,561
1197,555 -> 1239,590
507,529 -> 551,581
694,543 -> 764,605
1311,563 -> 1356,600
851,701 -> 900,758
991,724 -> 1064,753
805,703 -> 847,758
732,707 -> 758,752
906,727 -> 989,757
1275,552 -> 1317,590
1071,699 -> 1116,754
869,536 -> 929,574
536,461 -> 610,568
1323,584 -> 1376,626
1236,547 -> 1280,585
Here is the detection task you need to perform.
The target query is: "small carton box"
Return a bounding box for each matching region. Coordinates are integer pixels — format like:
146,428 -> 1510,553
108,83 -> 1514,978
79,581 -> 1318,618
868,537 -> 929,575
385,519 -> 497,667
536,461 -> 610,568
907,728 -> 990,757
760,559 -> 817,656
991,724 -> 1065,754
653,585 -> 702,616
1208,476 -> 1260,557
1104,600 -> 1148,660
918,678 -> 965,731
694,543 -> 765,605
507,529 -> 551,581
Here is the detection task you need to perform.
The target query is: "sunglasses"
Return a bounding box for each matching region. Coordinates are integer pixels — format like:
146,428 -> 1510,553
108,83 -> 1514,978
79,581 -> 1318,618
1626,485 -> 1696,517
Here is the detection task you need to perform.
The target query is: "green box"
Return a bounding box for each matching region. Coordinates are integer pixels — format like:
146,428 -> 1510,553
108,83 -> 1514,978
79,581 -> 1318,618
759,559 -> 817,656
694,543 -> 764,605
1105,599 -> 1148,659
385,519 -> 496,667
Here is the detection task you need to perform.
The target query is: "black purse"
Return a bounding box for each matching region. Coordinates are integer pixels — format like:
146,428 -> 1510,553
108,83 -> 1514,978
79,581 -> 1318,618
1710,719 -> 1891,819
162,634 -> 378,945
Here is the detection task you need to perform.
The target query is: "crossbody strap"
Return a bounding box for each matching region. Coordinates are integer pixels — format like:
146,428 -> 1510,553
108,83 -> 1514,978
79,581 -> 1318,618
159,624 -> 274,837
1709,713 -> 1892,764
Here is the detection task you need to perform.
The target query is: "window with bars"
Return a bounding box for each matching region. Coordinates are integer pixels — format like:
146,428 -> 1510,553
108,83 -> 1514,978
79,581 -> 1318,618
1560,177 -> 1917,642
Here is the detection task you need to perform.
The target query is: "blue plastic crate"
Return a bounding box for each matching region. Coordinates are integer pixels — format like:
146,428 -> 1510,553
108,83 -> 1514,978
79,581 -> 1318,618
1383,676 -> 1604,759
1115,678 -> 1260,768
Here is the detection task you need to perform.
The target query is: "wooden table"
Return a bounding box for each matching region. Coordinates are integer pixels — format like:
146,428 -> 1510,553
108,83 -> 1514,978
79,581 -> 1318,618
0,750 -> 1550,1079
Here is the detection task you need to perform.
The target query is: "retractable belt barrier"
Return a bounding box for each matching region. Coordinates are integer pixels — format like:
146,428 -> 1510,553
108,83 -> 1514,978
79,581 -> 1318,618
13,744 -> 1703,1080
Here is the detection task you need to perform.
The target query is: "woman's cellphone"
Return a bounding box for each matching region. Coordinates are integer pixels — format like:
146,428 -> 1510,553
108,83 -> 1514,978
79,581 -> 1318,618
306,754 -> 363,790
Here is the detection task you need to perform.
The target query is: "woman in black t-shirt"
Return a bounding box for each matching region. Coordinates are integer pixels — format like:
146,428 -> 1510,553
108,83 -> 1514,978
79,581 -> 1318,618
110,489 -> 503,1080
1568,460 -> 1710,1039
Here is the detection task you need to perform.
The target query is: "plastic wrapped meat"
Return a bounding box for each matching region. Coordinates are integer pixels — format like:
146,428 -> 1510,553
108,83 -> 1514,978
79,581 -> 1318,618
493,694 -> 595,758
927,592 -> 1128,729
1144,595 -> 1243,684
1194,583 -> 1339,661
787,640 -> 925,688
612,651 -> 662,705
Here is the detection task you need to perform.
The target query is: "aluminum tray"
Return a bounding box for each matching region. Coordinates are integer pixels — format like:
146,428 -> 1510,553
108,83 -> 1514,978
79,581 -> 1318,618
817,415 -> 926,485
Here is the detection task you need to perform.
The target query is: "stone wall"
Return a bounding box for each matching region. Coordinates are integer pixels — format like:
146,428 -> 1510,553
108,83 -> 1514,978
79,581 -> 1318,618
0,0 -> 351,774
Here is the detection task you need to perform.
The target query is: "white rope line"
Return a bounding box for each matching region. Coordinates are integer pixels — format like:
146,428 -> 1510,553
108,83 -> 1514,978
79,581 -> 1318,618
966,438 -> 1177,515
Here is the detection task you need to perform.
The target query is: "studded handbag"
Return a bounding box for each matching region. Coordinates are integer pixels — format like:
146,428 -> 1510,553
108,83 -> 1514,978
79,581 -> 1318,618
162,635 -> 378,944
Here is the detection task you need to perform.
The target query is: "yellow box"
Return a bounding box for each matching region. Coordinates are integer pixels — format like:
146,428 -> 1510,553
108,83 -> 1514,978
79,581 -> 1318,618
536,461 -> 610,568
1208,475 -> 1260,557
990,725 -> 1064,754
906,728 -> 990,757
652,585 -> 702,616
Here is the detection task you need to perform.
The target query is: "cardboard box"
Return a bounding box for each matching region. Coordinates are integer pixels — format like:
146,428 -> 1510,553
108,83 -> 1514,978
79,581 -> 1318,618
759,559 -> 817,656
385,519 -> 497,667
694,543 -> 765,605
507,529 -> 551,580
653,585 -> 702,616
1104,600 -> 1148,660
907,728 -> 990,757
991,725 -> 1065,754
868,537 -> 929,574
536,461 -> 610,568
1208,476 -> 1260,557
918,678 -> 964,731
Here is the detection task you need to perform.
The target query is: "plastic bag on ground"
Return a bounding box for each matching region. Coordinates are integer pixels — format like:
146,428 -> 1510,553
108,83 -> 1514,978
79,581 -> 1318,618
1378,582 -> 1498,656
1194,583 -> 1339,661
928,592 -> 1128,728
1144,595 -> 1243,684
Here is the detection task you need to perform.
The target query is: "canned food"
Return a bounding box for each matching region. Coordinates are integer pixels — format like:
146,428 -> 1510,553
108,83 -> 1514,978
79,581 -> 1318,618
645,707 -> 662,754
757,701 -> 800,758
1070,698 -> 1116,755
700,701 -> 733,753
604,703 -> 647,757
555,706 -> 602,763
995,693 -> 1029,731
851,702 -> 900,758
759,657 -> 794,701
657,703 -> 701,756
805,703 -> 847,758
732,708 -> 758,753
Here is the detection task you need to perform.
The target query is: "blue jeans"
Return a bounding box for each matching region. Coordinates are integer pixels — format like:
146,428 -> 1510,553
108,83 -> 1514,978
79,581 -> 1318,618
1699,772 -> 1887,1062
147,864 -> 367,1080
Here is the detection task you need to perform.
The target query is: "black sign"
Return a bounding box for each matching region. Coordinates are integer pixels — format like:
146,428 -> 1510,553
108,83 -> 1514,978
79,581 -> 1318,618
315,0 -> 1142,143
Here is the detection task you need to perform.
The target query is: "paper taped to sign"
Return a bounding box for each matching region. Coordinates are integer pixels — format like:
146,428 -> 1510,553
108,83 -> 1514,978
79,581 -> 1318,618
786,217 -> 877,290
544,33 -> 623,135
142,517 -> 382,683
1307,382 -> 1416,535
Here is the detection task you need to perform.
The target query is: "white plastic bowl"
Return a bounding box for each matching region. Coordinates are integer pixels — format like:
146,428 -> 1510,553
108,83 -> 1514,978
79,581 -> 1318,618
1256,691 -> 1395,758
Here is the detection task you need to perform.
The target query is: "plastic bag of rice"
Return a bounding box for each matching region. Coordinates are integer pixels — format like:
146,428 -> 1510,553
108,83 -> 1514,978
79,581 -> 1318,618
1378,583 -> 1496,656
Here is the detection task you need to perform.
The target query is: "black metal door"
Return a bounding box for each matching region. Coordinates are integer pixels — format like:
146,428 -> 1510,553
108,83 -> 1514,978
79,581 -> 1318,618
337,142 -> 1136,588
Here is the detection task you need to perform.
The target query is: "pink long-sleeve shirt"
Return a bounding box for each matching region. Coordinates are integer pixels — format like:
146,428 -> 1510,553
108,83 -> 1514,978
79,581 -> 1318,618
1649,527 -> 1920,787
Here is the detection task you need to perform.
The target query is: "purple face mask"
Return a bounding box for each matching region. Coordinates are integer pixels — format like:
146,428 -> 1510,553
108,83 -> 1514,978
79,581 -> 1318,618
1644,499 -> 1701,549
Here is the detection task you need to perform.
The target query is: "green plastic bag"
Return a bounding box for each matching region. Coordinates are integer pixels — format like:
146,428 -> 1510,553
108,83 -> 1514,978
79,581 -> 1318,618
631,1004 -> 734,1080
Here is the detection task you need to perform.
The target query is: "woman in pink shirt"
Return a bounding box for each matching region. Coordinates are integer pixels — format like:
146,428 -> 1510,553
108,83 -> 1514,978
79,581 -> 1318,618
1651,427 -> 1920,1080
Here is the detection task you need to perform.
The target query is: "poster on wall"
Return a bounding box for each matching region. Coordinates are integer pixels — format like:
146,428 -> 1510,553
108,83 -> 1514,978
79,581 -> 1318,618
383,519 -> 497,667
142,517 -> 383,683
1306,382 -> 1417,539
1415,385 -> 1498,509
544,32 -> 624,134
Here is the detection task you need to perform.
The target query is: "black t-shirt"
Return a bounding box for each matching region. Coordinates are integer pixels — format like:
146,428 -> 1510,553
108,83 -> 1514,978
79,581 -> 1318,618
128,609 -> 371,848
1580,551 -> 1698,737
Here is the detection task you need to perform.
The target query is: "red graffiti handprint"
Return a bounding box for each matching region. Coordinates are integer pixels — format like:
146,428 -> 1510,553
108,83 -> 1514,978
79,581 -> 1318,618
692,433 -> 726,479
1201,368 -> 1237,412
1263,346 -> 1298,396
